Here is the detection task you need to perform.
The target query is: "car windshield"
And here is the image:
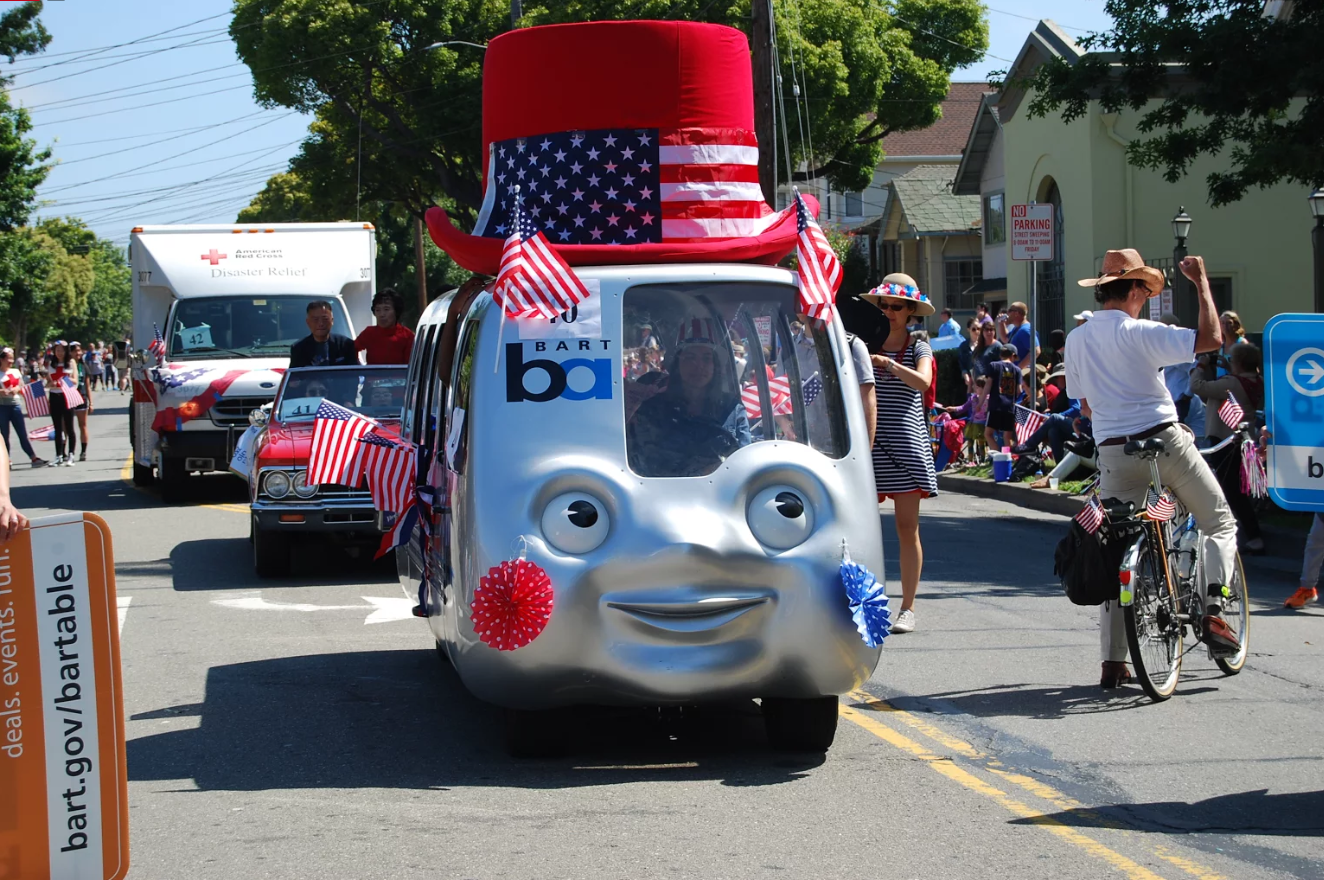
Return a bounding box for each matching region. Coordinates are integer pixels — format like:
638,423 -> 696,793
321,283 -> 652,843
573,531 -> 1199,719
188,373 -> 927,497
168,295 -> 351,358
623,281 -> 848,478
276,368 -> 406,423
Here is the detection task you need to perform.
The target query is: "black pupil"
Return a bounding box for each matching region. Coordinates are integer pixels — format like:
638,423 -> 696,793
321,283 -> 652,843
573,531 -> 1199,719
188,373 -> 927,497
774,492 -> 804,519
567,500 -> 598,528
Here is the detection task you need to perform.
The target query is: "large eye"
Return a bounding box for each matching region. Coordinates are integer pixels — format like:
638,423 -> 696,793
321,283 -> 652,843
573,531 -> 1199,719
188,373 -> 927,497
747,486 -> 814,550
541,492 -> 610,555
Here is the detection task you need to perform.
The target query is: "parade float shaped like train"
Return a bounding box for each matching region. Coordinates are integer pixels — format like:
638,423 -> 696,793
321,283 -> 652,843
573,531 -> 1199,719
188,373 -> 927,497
400,20 -> 889,754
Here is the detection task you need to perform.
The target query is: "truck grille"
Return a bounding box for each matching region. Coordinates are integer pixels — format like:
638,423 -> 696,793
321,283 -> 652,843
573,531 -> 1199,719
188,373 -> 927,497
210,396 -> 273,427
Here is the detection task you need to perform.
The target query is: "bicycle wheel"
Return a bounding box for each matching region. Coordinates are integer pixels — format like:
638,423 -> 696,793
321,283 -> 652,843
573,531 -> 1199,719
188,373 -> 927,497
1123,530 -> 1183,701
1214,553 -> 1250,675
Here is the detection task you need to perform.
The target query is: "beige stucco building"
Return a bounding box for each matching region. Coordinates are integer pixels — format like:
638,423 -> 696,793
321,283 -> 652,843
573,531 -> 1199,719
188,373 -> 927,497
960,21 -> 1317,336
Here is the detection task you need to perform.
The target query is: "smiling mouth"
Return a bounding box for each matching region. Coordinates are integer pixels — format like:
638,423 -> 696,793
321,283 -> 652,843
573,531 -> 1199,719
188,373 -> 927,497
606,594 -> 770,632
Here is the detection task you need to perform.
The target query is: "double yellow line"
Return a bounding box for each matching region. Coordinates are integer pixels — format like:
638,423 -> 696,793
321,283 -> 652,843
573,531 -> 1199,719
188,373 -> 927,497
839,691 -> 1226,880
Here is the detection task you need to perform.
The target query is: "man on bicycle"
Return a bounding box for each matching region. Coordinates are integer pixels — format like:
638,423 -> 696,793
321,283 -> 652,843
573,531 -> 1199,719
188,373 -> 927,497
1066,250 -> 1241,689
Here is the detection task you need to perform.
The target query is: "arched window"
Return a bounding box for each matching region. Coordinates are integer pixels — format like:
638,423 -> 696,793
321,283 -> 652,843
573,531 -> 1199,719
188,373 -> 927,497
1034,179 -> 1066,337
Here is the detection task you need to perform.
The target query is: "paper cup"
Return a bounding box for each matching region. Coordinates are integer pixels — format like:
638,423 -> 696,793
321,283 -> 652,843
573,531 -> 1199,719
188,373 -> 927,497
1049,477 -> 1060,490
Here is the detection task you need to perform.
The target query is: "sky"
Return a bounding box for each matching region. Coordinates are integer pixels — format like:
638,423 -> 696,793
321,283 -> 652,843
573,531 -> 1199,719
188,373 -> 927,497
14,0 -> 1117,251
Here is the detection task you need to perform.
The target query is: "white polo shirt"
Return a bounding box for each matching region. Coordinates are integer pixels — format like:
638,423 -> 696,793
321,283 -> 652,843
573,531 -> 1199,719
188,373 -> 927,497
1064,308 -> 1196,443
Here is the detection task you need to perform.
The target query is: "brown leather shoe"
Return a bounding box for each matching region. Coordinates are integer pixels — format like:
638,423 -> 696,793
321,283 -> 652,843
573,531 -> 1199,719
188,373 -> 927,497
1202,614 -> 1241,655
1100,661 -> 1133,689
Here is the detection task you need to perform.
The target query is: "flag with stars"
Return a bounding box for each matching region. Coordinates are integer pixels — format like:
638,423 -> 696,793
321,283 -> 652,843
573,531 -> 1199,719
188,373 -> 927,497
1074,494 -> 1105,534
1144,486 -> 1176,522
802,372 -> 824,407
475,128 -> 790,247
492,187 -> 592,319
1014,404 -> 1046,447
148,323 -> 167,362
308,400 -> 376,487
20,380 -> 47,418
1218,397 -> 1245,431
794,190 -> 840,322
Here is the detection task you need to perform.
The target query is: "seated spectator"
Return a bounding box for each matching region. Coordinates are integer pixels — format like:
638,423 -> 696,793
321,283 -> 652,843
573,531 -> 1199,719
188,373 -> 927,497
1013,364 -> 1082,463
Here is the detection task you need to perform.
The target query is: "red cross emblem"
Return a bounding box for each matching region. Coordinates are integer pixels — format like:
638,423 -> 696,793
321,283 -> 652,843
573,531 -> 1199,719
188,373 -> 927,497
201,249 -> 227,265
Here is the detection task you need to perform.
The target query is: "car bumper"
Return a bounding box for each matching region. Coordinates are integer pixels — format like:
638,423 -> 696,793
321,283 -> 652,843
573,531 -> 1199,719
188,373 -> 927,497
251,498 -> 384,534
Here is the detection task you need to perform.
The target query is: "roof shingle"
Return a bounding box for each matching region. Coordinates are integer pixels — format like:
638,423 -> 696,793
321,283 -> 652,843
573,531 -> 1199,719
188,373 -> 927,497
881,82 -> 991,158
888,165 -> 980,234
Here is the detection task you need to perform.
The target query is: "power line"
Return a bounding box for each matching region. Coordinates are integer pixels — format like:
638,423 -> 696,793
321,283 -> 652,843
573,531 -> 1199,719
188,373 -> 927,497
43,138 -> 305,194
25,62 -> 249,112
53,111 -> 297,168
37,82 -> 259,126
6,14 -> 231,73
52,114 -> 282,148
10,33 -> 233,92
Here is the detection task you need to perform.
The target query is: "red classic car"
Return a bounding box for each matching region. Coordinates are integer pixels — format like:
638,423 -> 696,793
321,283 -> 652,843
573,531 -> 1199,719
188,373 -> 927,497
246,364 -> 408,577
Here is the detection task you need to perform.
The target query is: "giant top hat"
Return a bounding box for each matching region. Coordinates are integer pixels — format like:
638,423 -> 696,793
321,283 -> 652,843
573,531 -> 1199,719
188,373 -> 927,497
425,20 -> 818,274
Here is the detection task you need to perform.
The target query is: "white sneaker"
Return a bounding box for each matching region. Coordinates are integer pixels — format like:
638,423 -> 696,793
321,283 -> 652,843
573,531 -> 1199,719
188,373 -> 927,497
52,455 -> 64,466
891,608 -> 916,634
63,458 -> 75,467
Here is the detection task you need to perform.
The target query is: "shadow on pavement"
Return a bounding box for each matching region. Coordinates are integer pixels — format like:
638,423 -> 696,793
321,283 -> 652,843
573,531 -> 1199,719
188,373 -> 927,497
895,681 -> 1220,720
1013,789 -> 1324,836
127,649 -> 822,790
169,537 -> 397,591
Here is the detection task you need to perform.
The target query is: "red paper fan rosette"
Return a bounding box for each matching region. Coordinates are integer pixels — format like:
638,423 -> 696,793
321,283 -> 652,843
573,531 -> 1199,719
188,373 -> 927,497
471,559 -> 554,651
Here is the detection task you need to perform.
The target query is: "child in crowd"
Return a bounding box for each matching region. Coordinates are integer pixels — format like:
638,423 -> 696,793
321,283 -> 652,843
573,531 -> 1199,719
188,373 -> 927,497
944,376 -> 989,466
985,344 -> 1022,451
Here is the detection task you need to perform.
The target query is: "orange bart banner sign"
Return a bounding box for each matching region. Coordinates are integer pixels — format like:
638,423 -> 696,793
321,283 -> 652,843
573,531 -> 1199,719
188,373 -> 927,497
0,513 -> 128,880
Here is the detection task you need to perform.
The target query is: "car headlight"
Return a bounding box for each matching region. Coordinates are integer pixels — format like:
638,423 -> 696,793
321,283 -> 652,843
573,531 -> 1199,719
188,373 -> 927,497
263,470 -> 292,499
746,486 -> 814,551
540,492 -> 610,555
292,470 -> 317,498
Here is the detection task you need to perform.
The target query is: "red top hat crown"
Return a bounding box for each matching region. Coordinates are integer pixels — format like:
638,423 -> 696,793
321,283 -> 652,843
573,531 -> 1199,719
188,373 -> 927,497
425,20 -> 817,274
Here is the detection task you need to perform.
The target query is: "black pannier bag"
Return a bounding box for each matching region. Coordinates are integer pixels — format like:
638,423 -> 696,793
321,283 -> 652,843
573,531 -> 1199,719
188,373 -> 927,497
1053,502 -> 1140,606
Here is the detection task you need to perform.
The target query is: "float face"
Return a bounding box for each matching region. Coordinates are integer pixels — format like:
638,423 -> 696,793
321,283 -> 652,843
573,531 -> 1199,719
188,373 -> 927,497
432,264 -> 884,709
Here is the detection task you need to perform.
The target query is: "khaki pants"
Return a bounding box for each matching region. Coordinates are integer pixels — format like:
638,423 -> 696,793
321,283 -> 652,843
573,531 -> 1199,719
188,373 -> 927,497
1095,424 -> 1238,662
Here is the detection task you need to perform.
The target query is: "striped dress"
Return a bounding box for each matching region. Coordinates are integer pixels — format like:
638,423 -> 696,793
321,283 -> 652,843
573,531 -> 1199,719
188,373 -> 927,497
871,340 -> 938,498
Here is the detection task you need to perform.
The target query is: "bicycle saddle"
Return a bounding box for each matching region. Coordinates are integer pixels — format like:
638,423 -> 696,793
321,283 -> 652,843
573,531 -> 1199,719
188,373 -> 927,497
1123,437 -> 1166,456
1101,497 -> 1135,520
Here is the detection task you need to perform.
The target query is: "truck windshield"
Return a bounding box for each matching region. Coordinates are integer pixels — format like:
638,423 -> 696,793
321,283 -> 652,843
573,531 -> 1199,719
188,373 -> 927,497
623,281 -> 848,478
167,296 -> 351,359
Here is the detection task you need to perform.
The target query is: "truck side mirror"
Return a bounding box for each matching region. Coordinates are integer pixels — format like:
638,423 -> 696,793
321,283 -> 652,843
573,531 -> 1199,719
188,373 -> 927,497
248,408 -> 269,428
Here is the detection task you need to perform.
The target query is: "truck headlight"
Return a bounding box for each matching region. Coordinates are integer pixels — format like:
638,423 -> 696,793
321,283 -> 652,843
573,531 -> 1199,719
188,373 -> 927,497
292,470 -> 317,498
263,470 -> 292,499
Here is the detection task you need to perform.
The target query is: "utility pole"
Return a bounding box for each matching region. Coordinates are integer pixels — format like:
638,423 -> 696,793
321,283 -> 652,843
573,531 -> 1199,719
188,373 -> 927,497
751,0 -> 776,206
511,0 -> 521,26
414,214 -> 428,318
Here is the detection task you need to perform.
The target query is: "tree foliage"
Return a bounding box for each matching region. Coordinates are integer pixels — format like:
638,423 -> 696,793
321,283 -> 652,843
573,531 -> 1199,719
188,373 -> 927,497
0,89 -> 49,232
230,0 -> 987,221
0,2 -> 50,70
1014,0 -> 1324,207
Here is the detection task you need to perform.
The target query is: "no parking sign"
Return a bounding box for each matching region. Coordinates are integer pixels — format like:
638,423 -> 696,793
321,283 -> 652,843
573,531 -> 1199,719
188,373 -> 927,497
1264,313 -> 1324,511
0,513 -> 128,880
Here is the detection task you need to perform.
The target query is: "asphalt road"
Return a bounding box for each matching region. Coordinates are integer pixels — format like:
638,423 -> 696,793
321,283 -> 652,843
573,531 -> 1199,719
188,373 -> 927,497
14,400 -> 1324,880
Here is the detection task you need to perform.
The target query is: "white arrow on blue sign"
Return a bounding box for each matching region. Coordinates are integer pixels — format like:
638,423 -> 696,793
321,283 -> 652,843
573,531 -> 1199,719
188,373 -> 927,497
1264,313 -> 1324,511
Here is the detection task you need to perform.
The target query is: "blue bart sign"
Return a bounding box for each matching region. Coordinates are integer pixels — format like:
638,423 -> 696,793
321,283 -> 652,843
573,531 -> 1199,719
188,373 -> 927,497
1263,313 -> 1324,511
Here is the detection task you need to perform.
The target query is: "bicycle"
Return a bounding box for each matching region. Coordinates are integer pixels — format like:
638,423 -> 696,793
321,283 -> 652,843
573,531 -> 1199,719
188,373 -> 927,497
1112,426 -> 1252,702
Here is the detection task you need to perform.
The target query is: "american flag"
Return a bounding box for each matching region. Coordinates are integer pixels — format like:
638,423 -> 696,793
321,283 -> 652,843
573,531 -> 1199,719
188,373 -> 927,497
21,381 -> 47,418
475,128 -> 789,245
1014,404 -> 1046,447
27,424 -> 53,442
492,186 -> 592,319
794,189 -> 840,322
803,372 -> 824,407
358,429 -> 417,515
1145,486 -> 1176,522
307,400 -> 376,487
148,323 -> 166,362
1218,397 -> 1245,431
742,375 -> 792,420
1074,494 -> 1105,534
57,375 -> 84,408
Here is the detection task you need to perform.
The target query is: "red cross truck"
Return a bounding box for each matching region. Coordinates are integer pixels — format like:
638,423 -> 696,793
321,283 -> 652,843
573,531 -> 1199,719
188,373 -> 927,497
128,223 -> 376,502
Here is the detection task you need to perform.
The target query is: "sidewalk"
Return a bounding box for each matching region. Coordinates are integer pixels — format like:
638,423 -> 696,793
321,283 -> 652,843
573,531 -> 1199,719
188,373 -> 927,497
935,470 -> 1085,518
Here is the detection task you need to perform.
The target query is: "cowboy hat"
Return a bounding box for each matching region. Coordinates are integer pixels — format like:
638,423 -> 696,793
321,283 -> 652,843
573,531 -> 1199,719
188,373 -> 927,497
859,272 -> 935,317
1076,249 -> 1165,297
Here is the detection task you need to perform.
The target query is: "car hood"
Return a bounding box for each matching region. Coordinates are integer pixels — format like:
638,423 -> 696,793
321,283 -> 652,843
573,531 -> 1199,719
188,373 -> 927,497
255,418 -> 403,470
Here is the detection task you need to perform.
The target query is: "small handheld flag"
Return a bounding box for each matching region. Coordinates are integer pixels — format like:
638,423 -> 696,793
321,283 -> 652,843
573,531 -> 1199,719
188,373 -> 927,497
1014,404 -> 1046,447
358,430 -> 418,515
1074,494 -> 1105,534
58,375 -> 84,408
307,400 -> 376,487
148,324 -> 167,362
492,186 -> 592,320
1218,397 -> 1245,431
21,381 -> 47,418
1144,486 -> 1176,522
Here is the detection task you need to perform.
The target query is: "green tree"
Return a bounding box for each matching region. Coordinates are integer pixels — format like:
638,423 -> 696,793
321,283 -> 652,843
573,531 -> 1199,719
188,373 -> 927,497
0,90 -> 50,232
1012,0 -> 1324,207
0,227 -> 93,348
0,2 -> 50,70
230,0 -> 987,217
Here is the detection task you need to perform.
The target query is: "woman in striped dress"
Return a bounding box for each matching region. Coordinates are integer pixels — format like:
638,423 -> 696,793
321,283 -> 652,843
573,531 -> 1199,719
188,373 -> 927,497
860,274 -> 937,634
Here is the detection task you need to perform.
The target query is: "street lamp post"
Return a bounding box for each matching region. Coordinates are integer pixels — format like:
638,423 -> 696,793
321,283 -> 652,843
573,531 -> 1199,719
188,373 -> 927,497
1172,207 -> 1193,324
1310,188 -> 1324,314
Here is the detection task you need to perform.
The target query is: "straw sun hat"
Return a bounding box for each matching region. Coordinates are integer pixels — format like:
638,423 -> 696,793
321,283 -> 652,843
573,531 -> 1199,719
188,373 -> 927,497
859,272 -> 935,317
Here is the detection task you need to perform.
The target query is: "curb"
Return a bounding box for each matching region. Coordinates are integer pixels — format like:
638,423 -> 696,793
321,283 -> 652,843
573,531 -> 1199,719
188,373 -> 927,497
935,471 -> 1086,518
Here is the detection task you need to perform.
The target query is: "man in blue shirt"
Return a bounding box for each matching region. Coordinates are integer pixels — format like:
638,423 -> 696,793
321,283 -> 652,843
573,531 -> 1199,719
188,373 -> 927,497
937,308 -> 961,339
997,300 -> 1039,369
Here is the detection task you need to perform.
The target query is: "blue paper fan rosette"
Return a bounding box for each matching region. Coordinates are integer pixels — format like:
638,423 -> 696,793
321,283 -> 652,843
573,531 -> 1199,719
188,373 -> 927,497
842,559 -> 890,648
